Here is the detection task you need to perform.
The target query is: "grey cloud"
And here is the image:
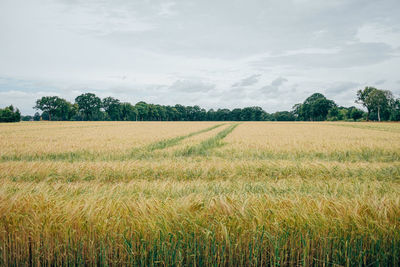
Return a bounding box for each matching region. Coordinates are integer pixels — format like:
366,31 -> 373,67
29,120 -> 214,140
232,74 -> 261,87
169,79 -> 215,93
253,42 -> 396,69
271,77 -> 288,87
374,79 -> 386,85
92,0 -> 400,59
322,82 -> 361,107
259,77 -> 288,95
222,86 -> 250,101
325,82 -> 360,95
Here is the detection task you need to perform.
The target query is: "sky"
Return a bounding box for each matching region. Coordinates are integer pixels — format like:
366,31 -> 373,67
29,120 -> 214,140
1,0 -> 400,115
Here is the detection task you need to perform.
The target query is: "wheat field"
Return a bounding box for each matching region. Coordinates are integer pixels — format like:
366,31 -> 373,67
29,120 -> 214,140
0,121 -> 399,266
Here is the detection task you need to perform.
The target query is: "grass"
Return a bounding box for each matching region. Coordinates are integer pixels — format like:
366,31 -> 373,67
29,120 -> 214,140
146,123 -> 224,151
0,121 -> 399,266
178,124 -> 239,156
329,121 -> 400,133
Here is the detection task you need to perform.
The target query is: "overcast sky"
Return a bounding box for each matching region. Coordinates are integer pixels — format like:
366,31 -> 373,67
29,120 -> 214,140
1,0 -> 400,114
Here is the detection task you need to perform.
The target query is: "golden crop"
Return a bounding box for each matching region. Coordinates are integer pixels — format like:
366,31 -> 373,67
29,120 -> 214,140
0,121 -> 399,266
0,121 -> 219,157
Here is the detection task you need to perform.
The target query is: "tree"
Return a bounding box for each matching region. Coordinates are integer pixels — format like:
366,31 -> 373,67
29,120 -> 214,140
240,107 -> 254,121
206,109 -> 216,121
292,103 -> 303,121
67,103 -> 79,120
21,115 -> 33,121
356,87 -> 394,121
102,97 -> 121,121
230,108 -> 242,121
135,101 -> 149,121
34,96 -> 60,121
327,107 -> 340,121
273,111 -> 295,121
240,107 -> 266,121
368,90 -> 393,122
307,93 -> 336,121
356,87 -> 377,121
348,106 -> 364,121
214,108 -> 230,121
251,106 -> 266,121
155,105 -> 167,121
165,106 -> 179,121
57,98 -> 77,120
197,108 -> 207,121
292,93 -> 336,121
120,102 -> 138,121
33,112 -> 41,121
147,104 -> 159,121
389,98 -> 400,121
0,105 -> 21,122
33,96 -> 75,121
75,93 -> 102,121
174,104 -> 187,121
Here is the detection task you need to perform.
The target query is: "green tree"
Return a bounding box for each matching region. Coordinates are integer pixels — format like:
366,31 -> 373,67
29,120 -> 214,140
135,102 -> 149,121
102,97 -> 121,121
34,96 -> 74,121
197,108 -> 207,121
21,115 -> 33,121
75,93 -> 102,121
239,107 -> 266,121
174,104 -> 187,121
0,105 -> 21,122
347,106 -> 364,121
308,93 -> 336,121
368,89 -> 393,121
293,93 -> 336,121
206,109 -> 216,121
67,103 -> 79,120
33,112 -> 41,121
147,104 -> 159,121
57,98 -> 77,120
165,106 -> 179,121
356,87 -> 395,121
215,108 -> 231,121
273,111 -> 295,121
251,106 -> 266,121
356,86 -> 377,121
34,96 -> 61,121
155,105 -> 167,121
327,107 -> 340,121
120,102 -> 138,121
230,108 -> 242,121
292,103 -> 304,121
389,98 -> 400,121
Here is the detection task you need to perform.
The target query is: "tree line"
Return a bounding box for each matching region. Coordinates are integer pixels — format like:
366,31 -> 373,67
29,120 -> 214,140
1,86 -> 399,122
29,93 -> 270,121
